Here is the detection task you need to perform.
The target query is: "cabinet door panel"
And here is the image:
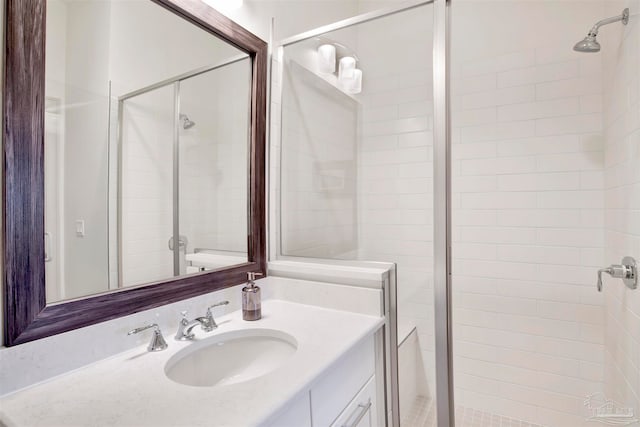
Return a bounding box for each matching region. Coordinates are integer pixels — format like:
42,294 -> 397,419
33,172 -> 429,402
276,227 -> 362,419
311,335 -> 375,426
331,375 -> 377,427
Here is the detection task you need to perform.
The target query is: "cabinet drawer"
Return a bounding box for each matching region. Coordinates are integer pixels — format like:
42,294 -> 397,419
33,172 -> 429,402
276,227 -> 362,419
310,335 -> 375,427
331,375 -> 377,427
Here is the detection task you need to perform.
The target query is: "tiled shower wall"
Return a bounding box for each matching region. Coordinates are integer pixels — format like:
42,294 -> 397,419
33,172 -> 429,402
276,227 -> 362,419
121,88 -> 174,286
355,4 -> 435,401
279,43 -> 360,259
450,1 -> 607,424
602,0 -> 640,415
178,60 -> 250,255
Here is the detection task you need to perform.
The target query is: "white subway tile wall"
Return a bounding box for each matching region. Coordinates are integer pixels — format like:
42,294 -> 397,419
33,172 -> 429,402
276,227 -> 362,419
451,1 -> 610,424
279,40 -> 360,259
121,87 -> 175,286
602,0 -> 640,417
355,5 -> 437,409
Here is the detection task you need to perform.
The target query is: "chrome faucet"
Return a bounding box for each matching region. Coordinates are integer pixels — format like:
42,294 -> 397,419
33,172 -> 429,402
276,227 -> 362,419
175,311 -> 208,341
174,301 -> 229,340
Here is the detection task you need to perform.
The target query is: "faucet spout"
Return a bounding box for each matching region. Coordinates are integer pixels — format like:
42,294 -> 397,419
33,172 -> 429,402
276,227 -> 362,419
175,311 -> 211,341
183,317 -> 210,337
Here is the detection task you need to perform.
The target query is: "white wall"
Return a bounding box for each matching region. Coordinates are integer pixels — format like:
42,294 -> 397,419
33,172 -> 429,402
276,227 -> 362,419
60,1 -> 112,299
602,0 -> 640,415
451,1 -> 606,425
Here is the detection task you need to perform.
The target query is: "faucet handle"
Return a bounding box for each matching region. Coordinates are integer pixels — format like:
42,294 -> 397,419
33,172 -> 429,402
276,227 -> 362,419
596,256 -> 638,292
597,267 -> 614,292
208,300 -> 229,311
127,323 -> 168,352
203,300 -> 229,332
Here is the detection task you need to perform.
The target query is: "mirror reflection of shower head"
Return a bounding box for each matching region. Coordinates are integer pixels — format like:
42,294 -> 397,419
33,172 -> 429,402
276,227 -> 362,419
179,113 -> 196,129
574,8 -> 629,53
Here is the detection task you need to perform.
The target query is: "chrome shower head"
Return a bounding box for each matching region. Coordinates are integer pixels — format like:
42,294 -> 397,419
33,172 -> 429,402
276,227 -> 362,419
179,113 -> 196,130
573,34 -> 601,53
574,8 -> 629,53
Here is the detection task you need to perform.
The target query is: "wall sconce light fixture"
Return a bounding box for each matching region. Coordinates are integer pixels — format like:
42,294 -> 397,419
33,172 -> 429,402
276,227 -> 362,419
316,41 -> 362,95
317,44 -> 336,74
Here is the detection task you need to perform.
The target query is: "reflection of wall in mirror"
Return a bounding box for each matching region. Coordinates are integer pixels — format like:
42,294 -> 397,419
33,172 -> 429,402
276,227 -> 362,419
45,0 -> 111,301
44,0 -> 249,299
178,60 -> 250,258
120,87 -> 175,287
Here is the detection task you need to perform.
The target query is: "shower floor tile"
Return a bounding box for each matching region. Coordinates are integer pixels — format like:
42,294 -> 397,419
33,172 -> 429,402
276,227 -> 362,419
401,397 -> 547,427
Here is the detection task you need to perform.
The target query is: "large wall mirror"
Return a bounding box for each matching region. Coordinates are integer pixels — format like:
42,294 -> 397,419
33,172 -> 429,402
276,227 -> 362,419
4,0 -> 267,346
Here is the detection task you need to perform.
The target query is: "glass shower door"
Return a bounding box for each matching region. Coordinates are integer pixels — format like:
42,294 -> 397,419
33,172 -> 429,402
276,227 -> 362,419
277,3 -> 437,425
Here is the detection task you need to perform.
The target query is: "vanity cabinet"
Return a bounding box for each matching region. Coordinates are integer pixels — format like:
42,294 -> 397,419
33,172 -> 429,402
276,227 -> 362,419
264,334 -> 379,427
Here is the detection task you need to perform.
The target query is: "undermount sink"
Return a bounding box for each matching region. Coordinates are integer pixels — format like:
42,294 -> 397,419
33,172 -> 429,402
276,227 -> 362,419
164,329 -> 298,387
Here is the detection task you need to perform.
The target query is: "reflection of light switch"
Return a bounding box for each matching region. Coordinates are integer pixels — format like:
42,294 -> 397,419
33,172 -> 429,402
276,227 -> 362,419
75,220 -> 85,237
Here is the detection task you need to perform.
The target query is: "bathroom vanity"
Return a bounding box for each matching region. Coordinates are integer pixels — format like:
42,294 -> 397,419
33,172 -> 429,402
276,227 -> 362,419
0,300 -> 384,426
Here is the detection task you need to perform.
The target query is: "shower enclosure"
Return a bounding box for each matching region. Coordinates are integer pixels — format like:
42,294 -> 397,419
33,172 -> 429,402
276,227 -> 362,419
115,56 -> 251,288
275,0 -> 640,426
274,1 -> 447,425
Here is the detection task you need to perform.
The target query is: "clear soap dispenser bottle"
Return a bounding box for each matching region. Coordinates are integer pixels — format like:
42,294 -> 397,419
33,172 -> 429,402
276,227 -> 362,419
242,272 -> 263,321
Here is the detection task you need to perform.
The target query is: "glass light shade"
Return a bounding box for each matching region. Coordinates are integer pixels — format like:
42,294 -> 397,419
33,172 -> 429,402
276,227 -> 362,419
338,56 -> 356,81
317,44 -> 336,74
345,69 -> 362,94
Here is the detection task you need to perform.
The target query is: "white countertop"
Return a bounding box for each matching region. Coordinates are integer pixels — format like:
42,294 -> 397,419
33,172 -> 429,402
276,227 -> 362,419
0,300 -> 384,427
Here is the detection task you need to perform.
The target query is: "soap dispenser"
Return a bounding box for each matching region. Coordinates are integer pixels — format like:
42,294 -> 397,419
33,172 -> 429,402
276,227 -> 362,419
242,272 -> 263,321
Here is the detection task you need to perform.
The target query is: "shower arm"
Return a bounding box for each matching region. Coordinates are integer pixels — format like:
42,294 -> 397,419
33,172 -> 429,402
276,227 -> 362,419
587,9 -> 629,36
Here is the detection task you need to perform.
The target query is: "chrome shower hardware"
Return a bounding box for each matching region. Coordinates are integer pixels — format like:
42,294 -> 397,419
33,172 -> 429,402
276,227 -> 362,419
597,256 -> 637,292
127,323 -> 168,352
574,8 -> 629,53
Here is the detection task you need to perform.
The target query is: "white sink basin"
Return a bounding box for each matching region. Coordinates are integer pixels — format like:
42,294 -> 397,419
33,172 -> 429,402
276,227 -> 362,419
164,329 -> 297,387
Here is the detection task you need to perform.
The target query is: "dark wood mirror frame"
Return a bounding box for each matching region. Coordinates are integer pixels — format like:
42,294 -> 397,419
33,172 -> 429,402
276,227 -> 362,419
3,0 -> 267,346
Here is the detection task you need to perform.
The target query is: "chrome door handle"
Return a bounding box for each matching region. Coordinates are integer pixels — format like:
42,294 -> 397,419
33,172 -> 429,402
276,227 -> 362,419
597,256 -> 637,292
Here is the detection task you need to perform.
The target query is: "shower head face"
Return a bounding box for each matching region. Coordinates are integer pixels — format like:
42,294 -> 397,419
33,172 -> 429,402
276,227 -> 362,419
574,34 -> 601,53
179,114 -> 196,129
183,118 -> 196,129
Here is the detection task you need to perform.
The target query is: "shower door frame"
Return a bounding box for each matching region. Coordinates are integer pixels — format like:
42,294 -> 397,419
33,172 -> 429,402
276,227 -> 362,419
272,0 -> 453,425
